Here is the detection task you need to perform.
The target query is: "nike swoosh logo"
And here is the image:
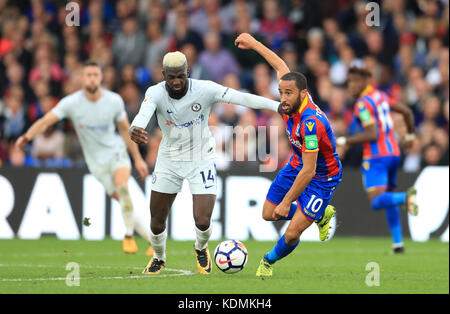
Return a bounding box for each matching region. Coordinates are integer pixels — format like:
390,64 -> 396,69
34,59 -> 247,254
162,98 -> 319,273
205,185 -> 214,189
167,110 -> 173,114
218,258 -> 236,265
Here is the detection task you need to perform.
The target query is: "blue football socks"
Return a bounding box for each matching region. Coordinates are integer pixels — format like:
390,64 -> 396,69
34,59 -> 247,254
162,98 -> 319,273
385,206 -> 403,245
371,192 -> 406,210
264,234 -> 299,264
371,193 -> 405,245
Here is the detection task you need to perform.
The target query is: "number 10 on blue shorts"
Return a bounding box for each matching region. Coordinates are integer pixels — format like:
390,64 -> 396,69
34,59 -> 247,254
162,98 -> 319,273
266,163 -> 341,221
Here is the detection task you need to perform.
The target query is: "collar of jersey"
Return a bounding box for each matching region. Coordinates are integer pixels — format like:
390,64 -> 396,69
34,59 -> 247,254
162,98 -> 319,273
298,93 -> 310,115
360,85 -> 374,97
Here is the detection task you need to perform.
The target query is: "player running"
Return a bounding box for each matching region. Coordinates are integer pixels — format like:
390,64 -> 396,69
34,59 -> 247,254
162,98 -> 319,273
235,33 -> 342,278
129,51 -> 281,275
336,66 -> 418,253
15,61 -> 152,255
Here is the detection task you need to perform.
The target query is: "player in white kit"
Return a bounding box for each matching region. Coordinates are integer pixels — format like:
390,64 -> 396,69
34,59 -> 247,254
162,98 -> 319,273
129,51 -> 280,274
15,61 -> 152,254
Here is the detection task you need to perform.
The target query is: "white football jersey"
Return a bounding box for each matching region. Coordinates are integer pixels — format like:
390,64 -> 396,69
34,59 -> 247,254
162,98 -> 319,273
52,89 -> 128,171
131,79 -> 279,161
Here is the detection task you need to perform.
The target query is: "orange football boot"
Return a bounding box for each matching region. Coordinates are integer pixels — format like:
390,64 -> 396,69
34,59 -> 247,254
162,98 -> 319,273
122,236 -> 138,253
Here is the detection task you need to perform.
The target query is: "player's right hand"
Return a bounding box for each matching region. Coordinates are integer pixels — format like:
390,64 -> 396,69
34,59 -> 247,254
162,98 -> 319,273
272,202 -> 290,220
129,126 -> 149,145
134,158 -> 149,180
235,33 -> 258,50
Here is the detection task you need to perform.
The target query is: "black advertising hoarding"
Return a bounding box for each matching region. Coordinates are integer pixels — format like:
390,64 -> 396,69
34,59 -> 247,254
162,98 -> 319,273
0,166 -> 448,241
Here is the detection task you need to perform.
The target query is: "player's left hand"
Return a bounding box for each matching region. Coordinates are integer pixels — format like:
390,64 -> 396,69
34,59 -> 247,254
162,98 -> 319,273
134,158 -> 149,180
273,202 -> 290,220
235,33 -> 258,50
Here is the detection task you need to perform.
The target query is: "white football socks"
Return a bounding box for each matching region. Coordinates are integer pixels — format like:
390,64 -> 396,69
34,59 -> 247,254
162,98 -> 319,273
194,225 -> 212,251
116,184 -> 134,237
150,229 -> 167,261
134,217 -> 150,243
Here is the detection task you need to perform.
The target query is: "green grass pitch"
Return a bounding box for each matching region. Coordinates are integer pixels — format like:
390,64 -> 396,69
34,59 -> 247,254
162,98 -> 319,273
0,237 -> 448,294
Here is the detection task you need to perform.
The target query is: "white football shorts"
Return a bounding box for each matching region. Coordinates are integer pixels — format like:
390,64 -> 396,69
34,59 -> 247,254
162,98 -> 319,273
151,157 -> 217,195
88,149 -> 132,196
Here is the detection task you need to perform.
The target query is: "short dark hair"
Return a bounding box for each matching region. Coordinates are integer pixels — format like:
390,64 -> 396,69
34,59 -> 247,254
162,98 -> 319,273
348,66 -> 371,78
280,72 -> 308,91
83,60 -> 101,68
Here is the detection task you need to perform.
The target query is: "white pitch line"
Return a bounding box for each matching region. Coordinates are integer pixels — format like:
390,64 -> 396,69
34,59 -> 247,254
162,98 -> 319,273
0,263 -> 145,270
0,264 -> 195,282
1,277 -> 67,282
0,250 -> 196,258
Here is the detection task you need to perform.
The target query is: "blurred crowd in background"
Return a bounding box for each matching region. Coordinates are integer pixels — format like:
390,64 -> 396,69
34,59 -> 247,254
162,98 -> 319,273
0,0 -> 448,173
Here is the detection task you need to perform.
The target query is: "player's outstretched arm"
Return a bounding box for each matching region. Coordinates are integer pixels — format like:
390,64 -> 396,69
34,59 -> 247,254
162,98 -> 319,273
15,111 -> 59,148
221,87 -> 280,112
235,33 -> 290,81
117,117 -> 148,179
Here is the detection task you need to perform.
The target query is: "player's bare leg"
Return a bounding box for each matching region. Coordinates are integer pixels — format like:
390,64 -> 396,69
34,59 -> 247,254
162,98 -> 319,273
143,190 -> 177,274
262,200 -> 278,221
192,194 -> 216,274
284,210 -> 313,245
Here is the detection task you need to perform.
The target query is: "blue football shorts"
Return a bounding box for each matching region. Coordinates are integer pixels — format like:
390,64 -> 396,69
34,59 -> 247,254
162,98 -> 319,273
266,163 -> 342,221
361,156 -> 400,192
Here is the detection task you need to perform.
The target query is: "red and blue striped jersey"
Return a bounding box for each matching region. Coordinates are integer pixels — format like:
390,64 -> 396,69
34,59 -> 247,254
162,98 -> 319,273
354,85 -> 400,159
283,93 -> 342,180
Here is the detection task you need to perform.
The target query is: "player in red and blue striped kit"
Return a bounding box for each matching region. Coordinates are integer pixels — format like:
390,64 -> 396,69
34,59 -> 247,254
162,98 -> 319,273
266,88 -> 342,223
352,84 -> 401,160
284,93 -> 342,181
337,66 -> 419,253
235,33 -> 341,277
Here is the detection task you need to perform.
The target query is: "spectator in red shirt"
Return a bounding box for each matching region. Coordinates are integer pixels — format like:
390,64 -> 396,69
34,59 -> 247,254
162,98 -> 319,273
259,0 -> 293,50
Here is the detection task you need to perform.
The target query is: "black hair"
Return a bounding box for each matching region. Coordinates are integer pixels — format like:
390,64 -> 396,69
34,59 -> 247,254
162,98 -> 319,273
348,66 -> 371,78
280,72 -> 308,91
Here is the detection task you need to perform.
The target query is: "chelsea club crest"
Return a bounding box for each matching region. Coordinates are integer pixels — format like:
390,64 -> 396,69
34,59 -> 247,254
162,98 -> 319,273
191,103 -> 202,112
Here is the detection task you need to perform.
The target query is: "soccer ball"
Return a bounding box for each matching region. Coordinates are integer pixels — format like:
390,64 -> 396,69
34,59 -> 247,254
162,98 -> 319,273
213,240 -> 248,274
